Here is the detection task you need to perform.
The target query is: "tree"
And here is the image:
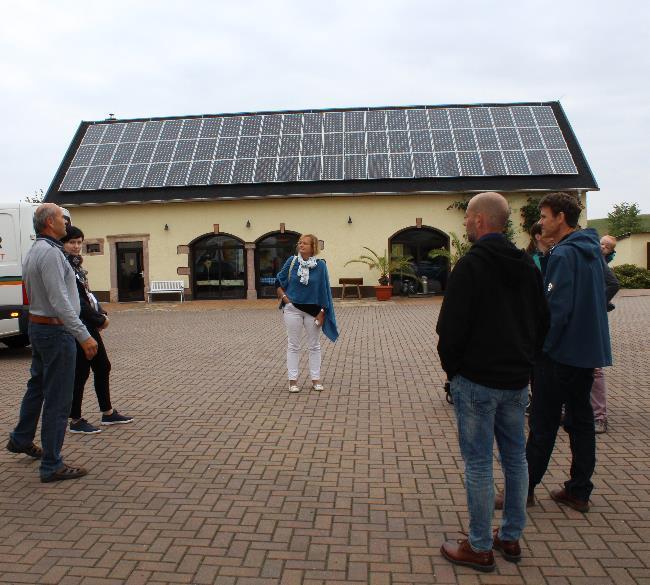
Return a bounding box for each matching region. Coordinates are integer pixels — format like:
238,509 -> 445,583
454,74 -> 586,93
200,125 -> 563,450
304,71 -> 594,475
25,189 -> 45,203
607,202 -> 641,236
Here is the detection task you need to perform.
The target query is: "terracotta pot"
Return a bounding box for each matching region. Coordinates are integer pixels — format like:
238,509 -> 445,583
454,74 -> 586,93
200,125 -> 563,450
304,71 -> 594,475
374,285 -> 393,301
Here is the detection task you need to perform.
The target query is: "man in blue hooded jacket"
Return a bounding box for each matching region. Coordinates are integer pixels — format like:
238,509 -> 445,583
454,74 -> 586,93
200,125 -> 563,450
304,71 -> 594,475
526,192 -> 612,513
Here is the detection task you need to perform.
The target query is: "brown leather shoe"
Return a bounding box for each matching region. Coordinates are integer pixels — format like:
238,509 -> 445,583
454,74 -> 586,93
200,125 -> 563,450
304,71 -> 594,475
492,529 -> 522,562
494,492 -> 535,510
441,538 -> 495,572
550,487 -> 589,512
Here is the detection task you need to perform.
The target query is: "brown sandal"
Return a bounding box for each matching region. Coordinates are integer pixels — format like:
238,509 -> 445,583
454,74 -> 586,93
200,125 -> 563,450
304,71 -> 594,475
6,438 -> 43,459
41,464 -> 88,483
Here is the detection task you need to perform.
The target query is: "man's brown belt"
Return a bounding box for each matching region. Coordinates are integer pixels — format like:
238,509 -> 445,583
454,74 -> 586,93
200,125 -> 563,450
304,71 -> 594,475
29,314 -> 64,326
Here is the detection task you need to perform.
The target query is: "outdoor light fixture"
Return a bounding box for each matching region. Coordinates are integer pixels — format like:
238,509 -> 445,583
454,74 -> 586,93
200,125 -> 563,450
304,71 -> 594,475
164,224 -> 169,231
246,220 -> 251,228
348,216 -> 352,224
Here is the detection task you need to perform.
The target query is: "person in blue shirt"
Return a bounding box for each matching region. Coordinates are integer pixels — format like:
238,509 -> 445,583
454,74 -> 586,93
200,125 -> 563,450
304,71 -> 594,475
275,234 -> 338,393
526,192 -> 611,513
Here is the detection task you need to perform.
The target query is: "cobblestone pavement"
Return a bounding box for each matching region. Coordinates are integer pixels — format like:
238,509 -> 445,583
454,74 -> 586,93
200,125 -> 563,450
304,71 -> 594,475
1,296 -> 649,585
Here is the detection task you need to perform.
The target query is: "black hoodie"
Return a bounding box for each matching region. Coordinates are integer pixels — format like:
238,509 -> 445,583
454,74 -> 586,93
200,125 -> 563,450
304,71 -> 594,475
436,234 -> 550,390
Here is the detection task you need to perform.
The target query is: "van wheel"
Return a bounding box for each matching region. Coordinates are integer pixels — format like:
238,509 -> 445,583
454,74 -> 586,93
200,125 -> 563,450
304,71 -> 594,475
2,334 -> 30,348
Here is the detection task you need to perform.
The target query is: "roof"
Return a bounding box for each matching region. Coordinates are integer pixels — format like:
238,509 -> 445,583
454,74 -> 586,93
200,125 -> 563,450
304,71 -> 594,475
45,101 -> 598,206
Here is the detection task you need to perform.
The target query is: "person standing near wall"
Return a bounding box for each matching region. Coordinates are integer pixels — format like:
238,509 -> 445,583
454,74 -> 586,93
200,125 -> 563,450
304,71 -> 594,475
6,204 -> 98,482
437,192 -> 549,572
276,234 -> 338,393
591,235 -> 620,434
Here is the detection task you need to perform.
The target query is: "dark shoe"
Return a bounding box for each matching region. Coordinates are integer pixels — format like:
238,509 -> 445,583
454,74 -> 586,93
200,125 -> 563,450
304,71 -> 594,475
493,529 -> 522,563
101,410 -> 134,425
550,487 -> 589,512
440,538 -> 495,572
595,419 -> 608,434
495,492 -> 535,510
6,437 -> 42,459
41,464 -> 88,483
69,419 -> 102,434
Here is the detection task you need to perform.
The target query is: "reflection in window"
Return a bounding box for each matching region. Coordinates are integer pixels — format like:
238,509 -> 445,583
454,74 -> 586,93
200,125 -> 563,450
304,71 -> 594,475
390,228 -> 449,293
256,233 -> 299,298
192,234 -> 245,299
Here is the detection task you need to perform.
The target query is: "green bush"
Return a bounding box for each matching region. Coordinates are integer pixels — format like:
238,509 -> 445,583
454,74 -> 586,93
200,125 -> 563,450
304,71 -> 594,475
612,264 -> 650,289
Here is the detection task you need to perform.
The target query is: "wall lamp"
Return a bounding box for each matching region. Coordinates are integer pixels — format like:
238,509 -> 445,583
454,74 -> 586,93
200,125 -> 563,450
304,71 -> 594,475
246,219 -> 251,228
348,216 -> 352,224
164,224 -> 169,231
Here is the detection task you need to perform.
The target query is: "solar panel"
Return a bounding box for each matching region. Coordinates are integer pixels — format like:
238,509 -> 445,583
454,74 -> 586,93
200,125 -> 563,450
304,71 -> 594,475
62,105 -> 579,191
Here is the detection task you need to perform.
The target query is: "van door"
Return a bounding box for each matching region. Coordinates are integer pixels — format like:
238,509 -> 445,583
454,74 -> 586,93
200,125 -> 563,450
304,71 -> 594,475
0,206 -> 23,340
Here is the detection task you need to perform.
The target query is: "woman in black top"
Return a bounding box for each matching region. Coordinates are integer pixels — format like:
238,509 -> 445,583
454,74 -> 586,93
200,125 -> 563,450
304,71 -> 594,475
62,226 -> 133,434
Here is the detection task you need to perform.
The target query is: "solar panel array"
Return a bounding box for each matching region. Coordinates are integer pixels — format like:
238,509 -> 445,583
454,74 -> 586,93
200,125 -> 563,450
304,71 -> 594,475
59,105 -> 578,191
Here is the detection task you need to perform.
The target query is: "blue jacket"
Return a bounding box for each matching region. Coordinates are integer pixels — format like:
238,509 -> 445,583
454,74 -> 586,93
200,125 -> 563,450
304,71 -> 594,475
276,256 -> 339,342
543,228 -> 612,368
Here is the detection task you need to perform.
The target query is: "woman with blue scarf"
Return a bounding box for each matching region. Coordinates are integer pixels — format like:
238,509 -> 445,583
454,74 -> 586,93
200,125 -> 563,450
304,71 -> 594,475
276,234 -> 338,393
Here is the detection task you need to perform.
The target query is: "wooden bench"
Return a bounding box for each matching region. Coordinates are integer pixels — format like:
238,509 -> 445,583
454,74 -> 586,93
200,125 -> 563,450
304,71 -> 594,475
147,280 -> 184,303
339,277 -> 363,299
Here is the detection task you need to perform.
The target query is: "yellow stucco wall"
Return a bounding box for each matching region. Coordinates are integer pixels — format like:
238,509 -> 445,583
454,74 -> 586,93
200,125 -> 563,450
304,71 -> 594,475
67,191 -> 587,294
610,233 -> 650,269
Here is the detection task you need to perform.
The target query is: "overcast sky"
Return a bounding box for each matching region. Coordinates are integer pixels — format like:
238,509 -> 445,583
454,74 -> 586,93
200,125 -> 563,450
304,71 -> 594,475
1,0 -> 648,219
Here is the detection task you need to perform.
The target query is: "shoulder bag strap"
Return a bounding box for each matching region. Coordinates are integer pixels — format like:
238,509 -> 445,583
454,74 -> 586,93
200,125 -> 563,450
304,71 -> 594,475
288,255 -> 297,282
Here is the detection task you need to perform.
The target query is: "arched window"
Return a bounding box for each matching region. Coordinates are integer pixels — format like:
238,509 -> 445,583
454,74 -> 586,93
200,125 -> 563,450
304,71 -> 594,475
255,232 -> 300,298
191,234 -> 245,299
389,227 -> 450,293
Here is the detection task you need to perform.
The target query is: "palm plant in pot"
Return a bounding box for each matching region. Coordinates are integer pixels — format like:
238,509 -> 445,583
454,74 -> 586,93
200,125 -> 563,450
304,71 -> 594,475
345,247 -> 416,300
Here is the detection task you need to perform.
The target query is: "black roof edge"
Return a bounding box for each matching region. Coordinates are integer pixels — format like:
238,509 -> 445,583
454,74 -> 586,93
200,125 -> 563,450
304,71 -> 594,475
553,102 -> 598,190
77,100 -> 563,126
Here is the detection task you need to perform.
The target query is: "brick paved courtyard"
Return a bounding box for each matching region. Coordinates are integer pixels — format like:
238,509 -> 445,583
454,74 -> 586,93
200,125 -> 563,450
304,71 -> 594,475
1,295 -> 649,585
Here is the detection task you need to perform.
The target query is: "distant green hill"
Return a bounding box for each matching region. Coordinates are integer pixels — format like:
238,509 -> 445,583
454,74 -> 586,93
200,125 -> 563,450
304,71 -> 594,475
588,214 -> 650,236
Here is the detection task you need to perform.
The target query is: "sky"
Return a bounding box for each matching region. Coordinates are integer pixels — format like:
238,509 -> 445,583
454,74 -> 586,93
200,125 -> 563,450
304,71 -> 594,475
1,0 -> 648,219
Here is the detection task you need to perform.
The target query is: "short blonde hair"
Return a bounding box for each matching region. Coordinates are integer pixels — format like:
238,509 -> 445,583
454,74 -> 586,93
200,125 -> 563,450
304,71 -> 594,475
297,234 -> 319,255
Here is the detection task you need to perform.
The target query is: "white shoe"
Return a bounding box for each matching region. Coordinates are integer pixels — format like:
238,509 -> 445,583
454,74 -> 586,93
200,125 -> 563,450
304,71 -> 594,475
289,385 -> 301,393
312,383 -> 324,392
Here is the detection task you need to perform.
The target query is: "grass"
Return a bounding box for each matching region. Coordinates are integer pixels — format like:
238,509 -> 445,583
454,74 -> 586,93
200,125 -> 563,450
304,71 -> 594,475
587,214 -> 650,236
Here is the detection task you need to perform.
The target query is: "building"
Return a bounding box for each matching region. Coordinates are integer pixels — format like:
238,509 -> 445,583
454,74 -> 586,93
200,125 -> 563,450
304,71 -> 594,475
44,101 -> 598,302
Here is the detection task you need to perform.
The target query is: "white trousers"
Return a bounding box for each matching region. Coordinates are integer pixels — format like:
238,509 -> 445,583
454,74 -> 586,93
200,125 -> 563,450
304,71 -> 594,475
283,303 -> 321,380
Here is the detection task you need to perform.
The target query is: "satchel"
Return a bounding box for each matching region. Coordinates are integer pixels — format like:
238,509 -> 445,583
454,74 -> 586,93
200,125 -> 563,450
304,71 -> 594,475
278,255 -> 298,309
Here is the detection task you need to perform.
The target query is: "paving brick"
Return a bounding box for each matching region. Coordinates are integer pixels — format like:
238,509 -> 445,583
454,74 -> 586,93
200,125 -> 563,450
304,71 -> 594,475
1,295 -> 649,584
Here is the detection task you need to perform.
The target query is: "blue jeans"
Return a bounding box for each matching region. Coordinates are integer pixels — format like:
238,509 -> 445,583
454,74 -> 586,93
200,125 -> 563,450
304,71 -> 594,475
10,323 -> 77,478
450,375 -> 529,552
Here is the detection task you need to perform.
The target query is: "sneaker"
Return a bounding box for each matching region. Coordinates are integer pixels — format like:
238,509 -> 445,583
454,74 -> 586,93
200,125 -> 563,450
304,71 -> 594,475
288,385 -> 301,393
101,410 -> 134,425
595,419 -> 608,434
69,419 -> 102,434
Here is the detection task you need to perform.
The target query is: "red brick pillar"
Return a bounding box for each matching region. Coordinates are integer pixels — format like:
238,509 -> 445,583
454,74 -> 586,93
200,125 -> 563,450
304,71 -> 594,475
245,243 -> 257,300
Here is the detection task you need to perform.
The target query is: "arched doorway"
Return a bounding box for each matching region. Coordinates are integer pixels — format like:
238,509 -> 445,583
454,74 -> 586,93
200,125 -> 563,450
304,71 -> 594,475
255,231 -> 300,298
389,227 -> 450,293
191,233 -> 246,299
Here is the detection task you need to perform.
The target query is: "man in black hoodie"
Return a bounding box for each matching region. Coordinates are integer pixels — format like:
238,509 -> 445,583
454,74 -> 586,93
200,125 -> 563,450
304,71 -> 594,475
437,192 -> 549,572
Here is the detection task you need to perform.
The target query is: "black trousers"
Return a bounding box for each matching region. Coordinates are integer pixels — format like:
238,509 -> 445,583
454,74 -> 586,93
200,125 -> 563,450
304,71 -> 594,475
69,328 -> 112,420
526,353 -> 595,501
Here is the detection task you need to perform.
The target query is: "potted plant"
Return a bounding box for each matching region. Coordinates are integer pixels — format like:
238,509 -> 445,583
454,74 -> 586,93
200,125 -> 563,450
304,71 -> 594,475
345,247 -> 415,301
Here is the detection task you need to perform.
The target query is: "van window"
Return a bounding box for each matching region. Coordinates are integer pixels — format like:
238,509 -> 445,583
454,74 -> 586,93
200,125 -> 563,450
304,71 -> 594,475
0,212 -> 18,264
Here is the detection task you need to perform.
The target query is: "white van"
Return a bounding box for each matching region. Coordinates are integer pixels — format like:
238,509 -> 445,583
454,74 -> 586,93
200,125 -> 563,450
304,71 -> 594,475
0,202 -> 38,347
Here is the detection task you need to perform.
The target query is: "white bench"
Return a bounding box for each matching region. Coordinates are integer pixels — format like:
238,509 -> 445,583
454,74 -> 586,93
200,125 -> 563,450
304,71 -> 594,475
147,280 -> 184,303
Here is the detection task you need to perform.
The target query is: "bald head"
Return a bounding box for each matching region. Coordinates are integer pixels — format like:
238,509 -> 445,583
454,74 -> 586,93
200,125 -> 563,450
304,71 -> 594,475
600,235 -> 617,257
465,192 -> 510,242
33,203 -> 67,239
